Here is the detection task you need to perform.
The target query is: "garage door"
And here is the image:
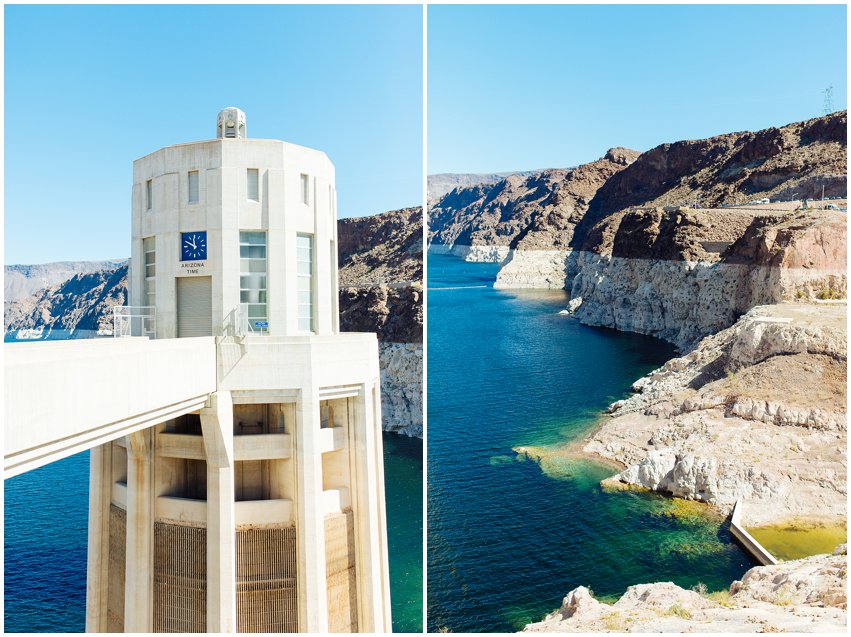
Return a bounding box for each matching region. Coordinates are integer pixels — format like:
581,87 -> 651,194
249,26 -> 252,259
176,276 -> 213,337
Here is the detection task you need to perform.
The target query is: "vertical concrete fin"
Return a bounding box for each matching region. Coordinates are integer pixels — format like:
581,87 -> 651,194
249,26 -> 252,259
200,390 -> 237,632
296,385 -> 329,632
351,383 -> 391,632
85,443 -> 112,632
124,429 -> 154,632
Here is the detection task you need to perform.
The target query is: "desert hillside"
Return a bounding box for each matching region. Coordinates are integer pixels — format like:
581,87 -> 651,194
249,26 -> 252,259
429,111 -> 847,257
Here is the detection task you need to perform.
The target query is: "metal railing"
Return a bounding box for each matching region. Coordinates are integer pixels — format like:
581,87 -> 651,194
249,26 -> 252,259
113,306 -> 156,338
223,305 -> 268,337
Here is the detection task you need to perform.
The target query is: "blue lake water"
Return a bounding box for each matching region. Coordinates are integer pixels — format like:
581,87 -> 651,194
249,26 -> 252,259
3,335 -> 422,632
426,252 -> 754,632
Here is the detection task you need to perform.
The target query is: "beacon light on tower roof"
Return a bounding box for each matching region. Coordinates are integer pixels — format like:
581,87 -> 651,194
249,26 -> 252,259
217,107 -> 246,139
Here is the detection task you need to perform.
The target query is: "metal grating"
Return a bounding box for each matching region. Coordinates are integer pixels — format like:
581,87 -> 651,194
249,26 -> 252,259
236,526 -> 298,633
153,522 -> 207,632
325,511 -> 358,633
107,505 -> 127,632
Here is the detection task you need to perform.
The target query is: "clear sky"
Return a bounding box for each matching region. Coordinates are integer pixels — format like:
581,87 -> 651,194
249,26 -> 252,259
429,4 -> 847,174
4,4 -> 422,264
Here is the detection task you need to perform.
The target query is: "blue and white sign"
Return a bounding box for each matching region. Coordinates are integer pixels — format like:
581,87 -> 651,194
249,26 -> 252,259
254,321 -> 269,329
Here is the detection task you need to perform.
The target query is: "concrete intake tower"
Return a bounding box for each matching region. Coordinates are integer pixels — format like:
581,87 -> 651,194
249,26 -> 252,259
71,108 -> 390,632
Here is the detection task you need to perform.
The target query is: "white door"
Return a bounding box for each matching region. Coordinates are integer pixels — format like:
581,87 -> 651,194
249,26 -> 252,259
176,276 -> 213,337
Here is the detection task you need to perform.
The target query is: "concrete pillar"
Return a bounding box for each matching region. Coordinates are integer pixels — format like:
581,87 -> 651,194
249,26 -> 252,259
295,386 -> 329,632
352,382 -> 392,632
200,391 -> 237,632
124,430 -> 154,632
371,382 -> 393,633
85,442 -> 112,632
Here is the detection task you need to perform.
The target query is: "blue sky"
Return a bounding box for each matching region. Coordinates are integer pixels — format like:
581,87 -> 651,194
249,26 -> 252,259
4,5 -> 422,264
429,4 -> 847,174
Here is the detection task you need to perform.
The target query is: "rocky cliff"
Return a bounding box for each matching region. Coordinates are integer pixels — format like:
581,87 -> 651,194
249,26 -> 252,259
427,170 -> 541,203
338,207 -> 423,437
585,302 -> 846,527
4,265 -> 128,338
338,206 -> 422,286
578,110 -> 847,236
525,545 -> 847,633
569,207 -> 846,350
4,259 -> 126,302
428,148 -> 638,266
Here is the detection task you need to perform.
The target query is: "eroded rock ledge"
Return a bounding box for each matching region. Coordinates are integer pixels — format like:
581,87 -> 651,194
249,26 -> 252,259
586,302 -> 847,526
525,545 -> 848,633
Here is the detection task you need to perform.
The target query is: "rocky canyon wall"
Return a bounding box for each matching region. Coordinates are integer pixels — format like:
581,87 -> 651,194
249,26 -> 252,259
569,208 -> 846,350
338,207 -> 423,438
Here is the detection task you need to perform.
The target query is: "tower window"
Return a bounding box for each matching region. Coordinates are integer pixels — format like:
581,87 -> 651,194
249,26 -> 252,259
143,237 -> 156,308
300,173 -> 310,205
146,179 -> 152,211
297,234 -> 314,332
239,231 -> 267,331
247,169 -> 259,201
188,170 -> 199,204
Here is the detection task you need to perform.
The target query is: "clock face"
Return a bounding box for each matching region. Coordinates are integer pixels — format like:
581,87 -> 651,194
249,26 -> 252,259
181,231 -> 207,261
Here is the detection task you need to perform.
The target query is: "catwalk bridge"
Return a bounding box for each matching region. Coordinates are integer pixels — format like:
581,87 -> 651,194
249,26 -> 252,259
4,336 -> 216,478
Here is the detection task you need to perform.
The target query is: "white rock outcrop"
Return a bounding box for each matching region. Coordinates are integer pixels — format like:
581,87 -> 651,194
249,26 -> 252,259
568,252 -> 845,351
588,303 -> 847,524
427,243 -> 510,263
493,249 -> 576,289
525,551 -> 848,633
378,342 -> 423,437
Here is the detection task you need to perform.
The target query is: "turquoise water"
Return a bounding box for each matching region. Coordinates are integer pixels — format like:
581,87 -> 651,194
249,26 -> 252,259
3,396 -> 422,633
384,433 -> 424,632
426,252 -> 754,632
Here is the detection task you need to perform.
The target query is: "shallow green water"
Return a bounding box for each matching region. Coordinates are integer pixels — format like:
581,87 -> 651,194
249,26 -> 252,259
749,522 -> 847,561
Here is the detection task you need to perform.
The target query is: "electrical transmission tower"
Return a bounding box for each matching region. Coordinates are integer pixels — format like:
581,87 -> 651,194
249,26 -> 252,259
822,85 -> 834,115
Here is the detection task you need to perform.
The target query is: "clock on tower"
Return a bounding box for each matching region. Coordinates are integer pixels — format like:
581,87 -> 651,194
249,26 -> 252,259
181,231 -> 207,261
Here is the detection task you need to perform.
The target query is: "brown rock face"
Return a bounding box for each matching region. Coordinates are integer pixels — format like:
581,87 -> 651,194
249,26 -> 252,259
338,206 -> 423,286
577,111 -> 847,242
338,284 -> 423,344
581,207 -> 770,261
725,211 -> 848,270
337,206 -> 423,343
428,150 -> 639,250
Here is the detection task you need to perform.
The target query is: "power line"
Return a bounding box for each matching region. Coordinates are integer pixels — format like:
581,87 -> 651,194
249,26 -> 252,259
822,85 -> 834,115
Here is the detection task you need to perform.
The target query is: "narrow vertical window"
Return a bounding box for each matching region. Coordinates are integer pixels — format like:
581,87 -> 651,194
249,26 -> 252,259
247,169 -> 259,201
239,231 -> 267,330
188,170 -> 199,204
146,179 -> 153,211
300,173 -> 310,205
297,234 -> 314,332
143,237 -> 156,308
